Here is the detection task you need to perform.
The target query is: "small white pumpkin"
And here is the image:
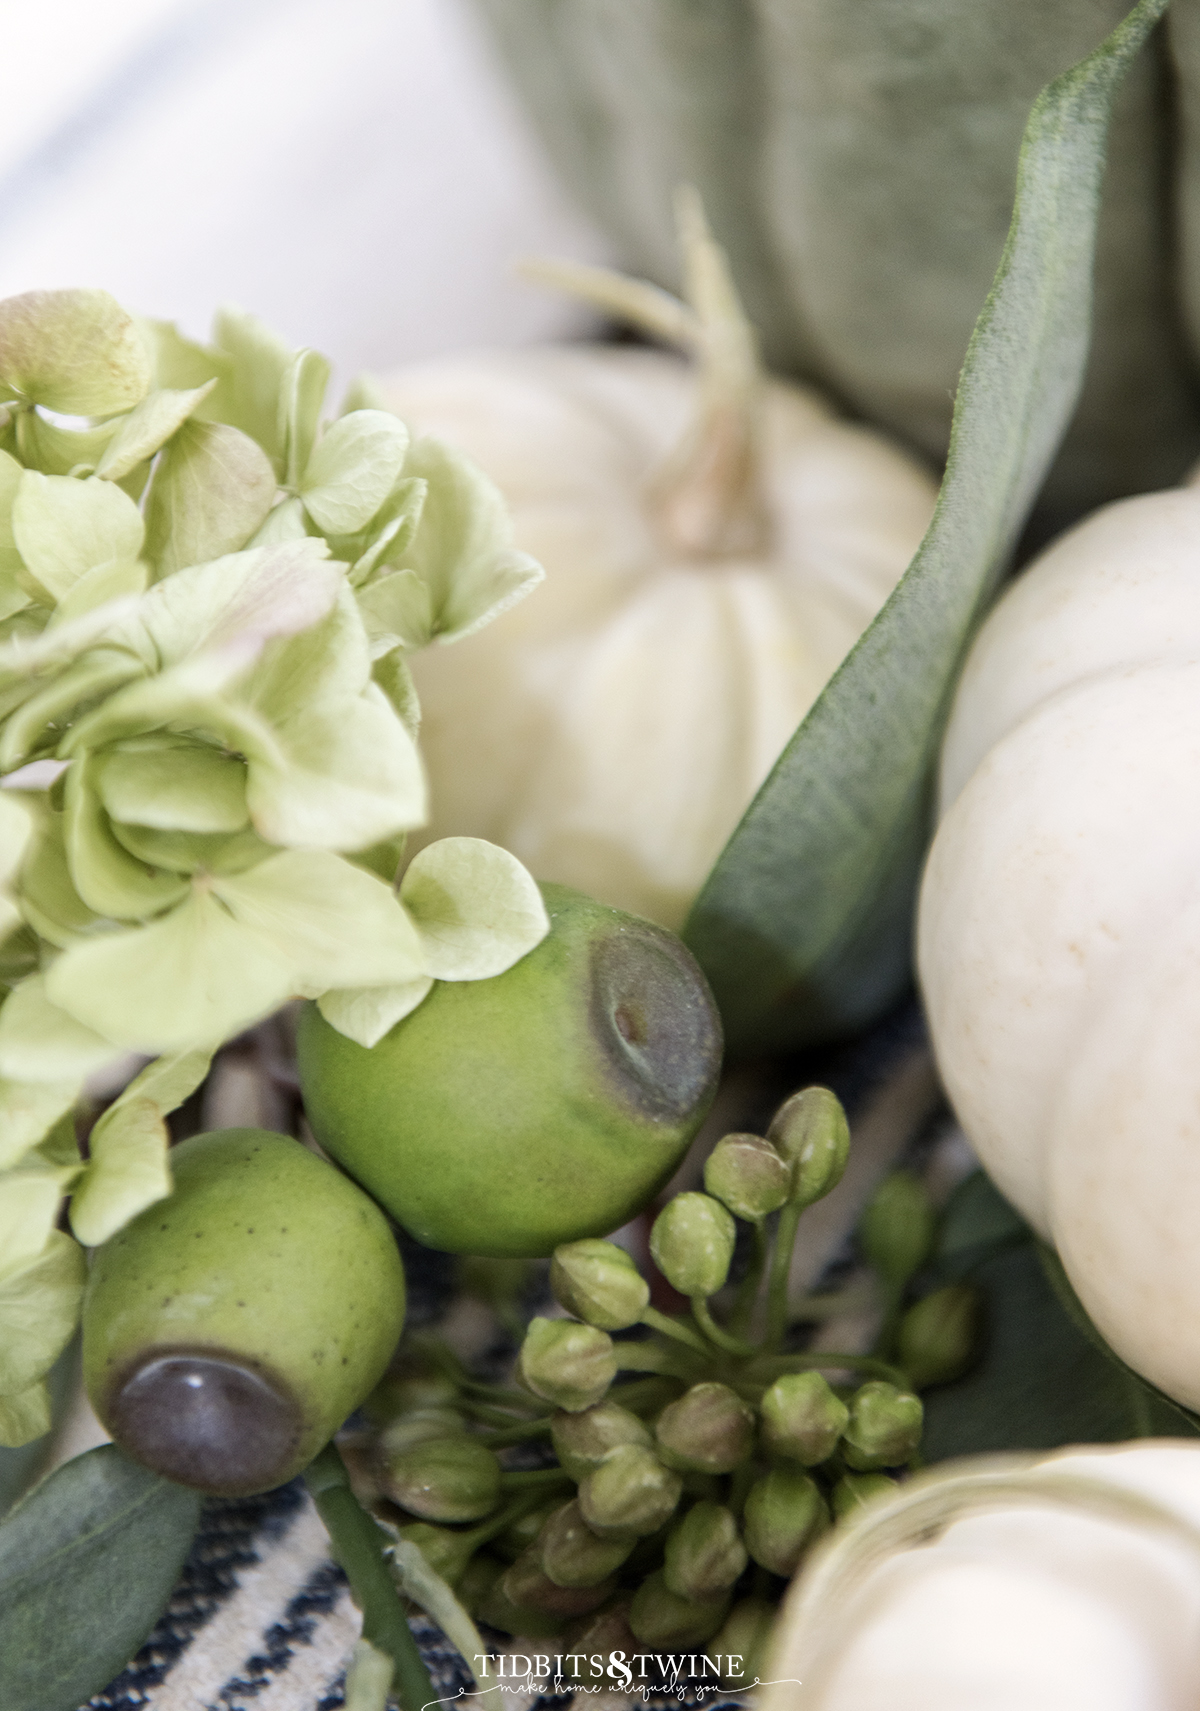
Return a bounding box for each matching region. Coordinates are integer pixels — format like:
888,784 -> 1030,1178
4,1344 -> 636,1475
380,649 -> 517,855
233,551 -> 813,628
765,1443 -> 1200,1711
383,195 -> 937,930
918,484 -> 1200,1408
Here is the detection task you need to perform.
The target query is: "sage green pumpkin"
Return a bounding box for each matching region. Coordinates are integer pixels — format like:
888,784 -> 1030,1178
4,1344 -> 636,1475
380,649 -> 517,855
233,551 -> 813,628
471,0 -> 1200,530
82,1129 -> 406,1497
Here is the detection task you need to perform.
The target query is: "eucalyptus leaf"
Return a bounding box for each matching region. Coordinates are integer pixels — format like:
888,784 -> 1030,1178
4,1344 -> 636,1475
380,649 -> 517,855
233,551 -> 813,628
316,976 -> 434,1049
0,1382 -> 50,1448
300,409 -> 409,536
398,436 -> 544,643
0,975 -> 119,1082
94,380 -> 218,482
0,1443 -> 201,1711
69,1096 -> 171,1248
683,0 -> 1168,1056
0,1231 -> 86,1398
12,473 -> 145,604
399,837 -> 550,980
142,419 -> 278,577
0,289 -> 151,415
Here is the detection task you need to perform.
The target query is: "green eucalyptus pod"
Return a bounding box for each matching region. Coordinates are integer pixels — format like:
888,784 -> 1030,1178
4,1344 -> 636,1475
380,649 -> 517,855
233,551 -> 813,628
550,1238 -> 650,1330
760,1371 -> 849,1467
841,1381 -> 924,1471
81,1129 -> 405,1497
379,1435 -> 501,1523
663,1500 -> 748,1601
655,1382 -> 756,1475
550,1399 -> 653,1482
518,1317 -> 617,1412
629,1568 -> 731,1648
578,1442 -> 684,1537
743,1467 -> 828,1576
538,1497 -> 636,1587
468,0 -> 1200,529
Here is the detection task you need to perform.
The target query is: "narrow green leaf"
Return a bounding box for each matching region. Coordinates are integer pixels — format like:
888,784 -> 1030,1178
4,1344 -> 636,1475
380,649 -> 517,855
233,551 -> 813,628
0,1232 -> 86,1399
142,419 -> 278,577
94,380 -> 218,481
683,0 -> 1168,1056
0,1443 -> 201,1711
0,290 -> 151,415
399,837 -> 550,980
300,410 -> 409,535
69,1096 -> 171,1248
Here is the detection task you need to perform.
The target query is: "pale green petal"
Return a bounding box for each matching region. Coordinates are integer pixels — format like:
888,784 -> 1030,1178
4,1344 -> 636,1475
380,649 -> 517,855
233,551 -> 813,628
0,1163 -> 83,1282
215,849 -> 428,993
208,305 -> 292,465
316,976 -> 433,1049
0,599 -> 142,710
0,1077 -> 80,1170
96,740 -> 249,833
247,494 -> 309,547
13,411 -> 117,479
12,473 -> 146,603
95,381 -> 218,481
131,537 -> 340,672
63,760 -> 189,919
143,419 -> 278,577
0,448 -> 27,599
0,647 -> 142,772
340,373 -> 390,414
19,813 -> 106,947
246,693 -> 426,850
0,975 -> 123,1081
279,348 -> 331,488
343,477 -> 427,586
0,1230 -> 86,1394
109,1045 -> 213,1120
60,664 -> 286,765
69,1097 -> 171,1248
138,316 -> 229,394
0,289 -> 150,414
245,587 -> 370,725
301,411 -> 408,535
356,568 -> 434,654
400,436 -> 544,644
371,650 -> 421,740
0,1380 -> 50,1446
50,559 -> 148,628
44,888 -> 295,1053
112,821 -> 272,877
399,838 -> 549,981
0,790 -> 33,882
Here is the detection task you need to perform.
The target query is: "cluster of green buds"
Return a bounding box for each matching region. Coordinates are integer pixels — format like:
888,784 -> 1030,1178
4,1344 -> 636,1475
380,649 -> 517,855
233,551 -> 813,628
361,1086 -> 980,1686
0,287 -> 551,1447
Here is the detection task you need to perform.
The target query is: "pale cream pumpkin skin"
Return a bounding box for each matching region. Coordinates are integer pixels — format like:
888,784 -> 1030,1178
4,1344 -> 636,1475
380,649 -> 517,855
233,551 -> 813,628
384,346 -> 936,930
918,488 -> 1200,1408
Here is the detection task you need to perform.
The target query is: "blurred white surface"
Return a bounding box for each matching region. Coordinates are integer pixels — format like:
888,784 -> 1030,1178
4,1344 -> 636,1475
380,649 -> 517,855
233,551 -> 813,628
0,0 -> 611,383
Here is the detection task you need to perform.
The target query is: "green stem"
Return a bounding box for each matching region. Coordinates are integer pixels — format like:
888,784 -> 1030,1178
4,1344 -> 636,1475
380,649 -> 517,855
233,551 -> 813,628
691,1296 -> 757,1358
476,1418 -> 554,1448
458,1396 -> 548,1429
304,1443 -> 435,1711
765,1198 -> 806,1347
747,1351 -> 912,1389
730,1221 -> 770,1338
616,1341 -> 706,1381
639,1305 -> 710,1355
498,1468 -> 574,1491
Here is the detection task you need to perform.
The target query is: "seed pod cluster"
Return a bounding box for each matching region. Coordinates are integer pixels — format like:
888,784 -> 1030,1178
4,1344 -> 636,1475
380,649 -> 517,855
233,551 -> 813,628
360,1087 -> 976,1680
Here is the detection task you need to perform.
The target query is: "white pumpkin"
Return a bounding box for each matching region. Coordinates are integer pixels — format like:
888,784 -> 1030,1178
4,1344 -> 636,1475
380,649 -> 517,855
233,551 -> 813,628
764,1443 -> 1200,1711
918,485 -> 1200,1409
384,199 -> 937,931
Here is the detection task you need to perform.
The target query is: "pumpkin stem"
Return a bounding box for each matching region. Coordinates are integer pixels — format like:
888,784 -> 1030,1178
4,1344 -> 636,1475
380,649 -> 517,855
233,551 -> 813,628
519,186 -> 769,560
